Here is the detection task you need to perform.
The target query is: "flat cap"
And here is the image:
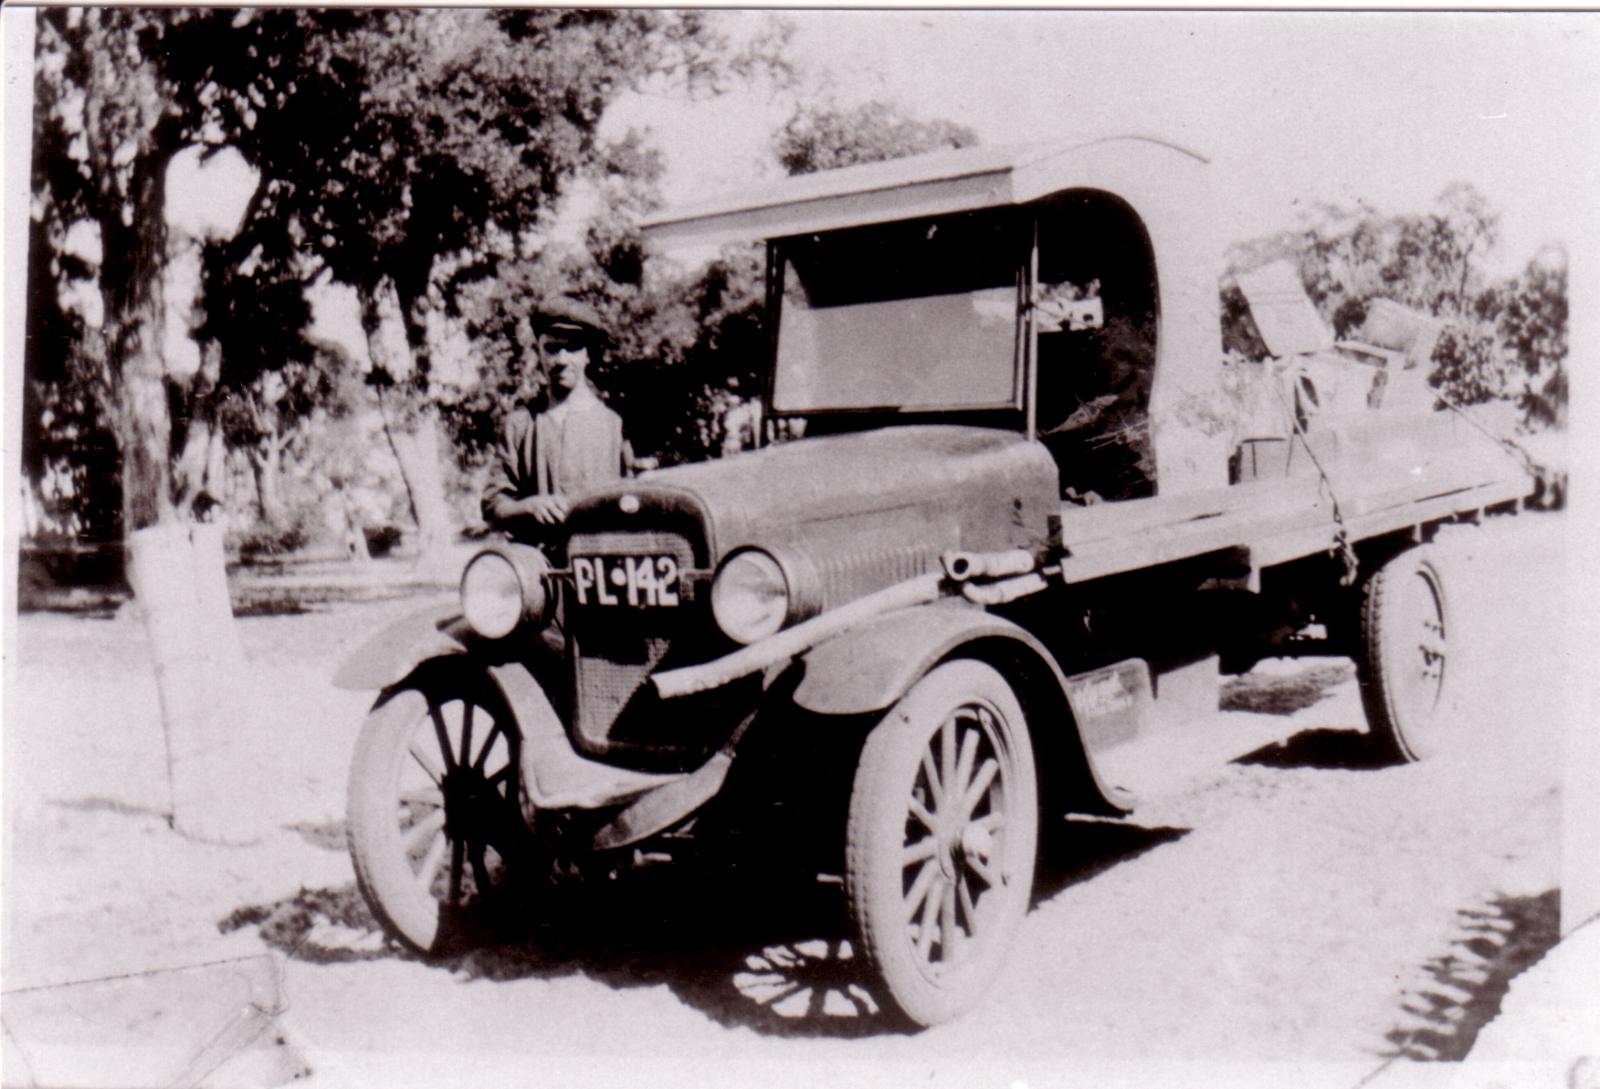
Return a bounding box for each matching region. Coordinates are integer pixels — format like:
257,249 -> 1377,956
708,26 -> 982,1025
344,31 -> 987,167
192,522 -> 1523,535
532,296 -> 610,342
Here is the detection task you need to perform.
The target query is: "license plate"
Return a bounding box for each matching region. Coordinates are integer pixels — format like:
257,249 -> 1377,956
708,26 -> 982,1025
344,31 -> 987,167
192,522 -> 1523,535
571,555 -> 682,608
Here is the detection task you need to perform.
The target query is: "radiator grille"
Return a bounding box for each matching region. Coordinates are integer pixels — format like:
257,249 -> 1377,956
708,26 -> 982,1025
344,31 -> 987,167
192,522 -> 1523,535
813,544 -> 937,611
565,530 -> 696,748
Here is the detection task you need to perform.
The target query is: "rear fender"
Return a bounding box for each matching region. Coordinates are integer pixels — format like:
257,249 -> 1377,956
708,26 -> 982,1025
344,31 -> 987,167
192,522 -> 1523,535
793,601 -> 1130,815
332,600 -> 469,691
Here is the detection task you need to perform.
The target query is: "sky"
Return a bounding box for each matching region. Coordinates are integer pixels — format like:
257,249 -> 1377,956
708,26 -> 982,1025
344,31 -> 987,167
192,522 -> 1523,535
607,11 -> 1600,278
287,9 -> 1600,376
7,11 -> 1596,368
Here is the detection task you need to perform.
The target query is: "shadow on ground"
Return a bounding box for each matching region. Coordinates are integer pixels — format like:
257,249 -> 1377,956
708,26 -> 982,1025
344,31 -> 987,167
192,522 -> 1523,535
1034,818 -> 1188,904
284,819 -> 348,853
1381,889 -> 1561,1061
1235,726 -> 1395,771
51,796 -> 172,821
1220,662 -> 1354,717
223,814 -> 1189,1039
220,863 -> 896,1038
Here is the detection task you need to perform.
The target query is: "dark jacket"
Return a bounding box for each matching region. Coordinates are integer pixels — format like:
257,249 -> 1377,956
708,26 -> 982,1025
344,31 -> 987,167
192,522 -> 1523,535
482,401 -> 630,527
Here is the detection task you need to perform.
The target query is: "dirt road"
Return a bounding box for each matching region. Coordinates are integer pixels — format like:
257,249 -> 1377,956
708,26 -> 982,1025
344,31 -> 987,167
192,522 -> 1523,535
2,513 -> 1568,1089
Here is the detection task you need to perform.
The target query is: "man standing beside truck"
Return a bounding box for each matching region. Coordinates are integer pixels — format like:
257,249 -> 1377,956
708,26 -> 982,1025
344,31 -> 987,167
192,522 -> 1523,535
482,298 -> 649,538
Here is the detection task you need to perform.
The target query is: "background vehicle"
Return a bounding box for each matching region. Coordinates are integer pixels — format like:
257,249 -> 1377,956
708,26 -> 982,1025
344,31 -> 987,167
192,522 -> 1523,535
335,135 -> 1533,1026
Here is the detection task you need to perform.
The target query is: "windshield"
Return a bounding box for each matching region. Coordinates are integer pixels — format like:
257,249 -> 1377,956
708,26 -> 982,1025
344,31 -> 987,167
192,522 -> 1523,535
771,209 -> 1027,414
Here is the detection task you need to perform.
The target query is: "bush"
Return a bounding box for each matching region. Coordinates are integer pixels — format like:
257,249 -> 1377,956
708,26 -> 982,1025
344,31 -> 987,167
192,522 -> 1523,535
364,525 -> 404,558
236,524 -> 310,562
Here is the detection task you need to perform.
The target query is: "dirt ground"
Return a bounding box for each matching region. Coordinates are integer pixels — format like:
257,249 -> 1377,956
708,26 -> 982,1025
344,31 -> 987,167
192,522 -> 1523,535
0,512 -> 1575,1089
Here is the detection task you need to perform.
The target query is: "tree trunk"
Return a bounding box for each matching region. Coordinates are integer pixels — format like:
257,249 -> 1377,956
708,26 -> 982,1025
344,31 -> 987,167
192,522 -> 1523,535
359,282 -> 456,579
171,416 -> 209,518
172,411 -> 228,521
115,291 -> 259,844
97,131 -> 262,844
171,341 -> 227,519
118,335 -> 263,844
379,395 -> 455,578
204,425 -> 229,512
250,439 -> 288,532
115,315 -> 178,533
96,73 -> 178,536
337,490 -> 372,564
126,522 -> 261,845
345,523 -> 373,564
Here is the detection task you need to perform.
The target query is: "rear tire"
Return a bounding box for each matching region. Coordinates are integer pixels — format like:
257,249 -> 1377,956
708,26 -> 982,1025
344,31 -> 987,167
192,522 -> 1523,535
845,660 -> 1038,1027
1356,547 -> 1453,762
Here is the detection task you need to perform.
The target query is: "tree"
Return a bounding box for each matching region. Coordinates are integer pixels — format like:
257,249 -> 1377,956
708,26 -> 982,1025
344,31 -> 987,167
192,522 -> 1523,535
215,360 -> 331,538
27,8 -> 324,843
547,134 -> 757,467
416,16 -> 793,479
250,10 -> 787,567
33,9 -> 179,533
1221,183 -> 1565,418
774,100 -> 978,175
1495,245 -> 1568,428
186,172 -> 319,519
21,187 -> 121,539
26,8 -> 794,839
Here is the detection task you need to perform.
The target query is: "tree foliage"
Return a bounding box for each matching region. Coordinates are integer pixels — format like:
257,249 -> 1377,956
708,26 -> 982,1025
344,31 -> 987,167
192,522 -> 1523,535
27,8 -> 326,535
774,101 -> 978,176
1222,184 -> 1567,427
270,11 -> 791,553
1492,246 -> 1568,428
26,9 -> 789,542
437,93 -> 981,475
258,10 -> 785,388
22,172 -> 121,538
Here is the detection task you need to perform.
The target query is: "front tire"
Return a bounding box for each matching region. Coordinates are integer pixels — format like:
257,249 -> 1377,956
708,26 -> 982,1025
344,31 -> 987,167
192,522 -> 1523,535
347,669 -> 533,954
845,660 -> 1039,1027
1356,547 -> 1453,762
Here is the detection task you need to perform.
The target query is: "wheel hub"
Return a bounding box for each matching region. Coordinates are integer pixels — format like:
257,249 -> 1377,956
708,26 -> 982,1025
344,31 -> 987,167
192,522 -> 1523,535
931,815 -> 996,884
936,837 -> 959,882
960,821 -> 993,865
441,768 -> 494,842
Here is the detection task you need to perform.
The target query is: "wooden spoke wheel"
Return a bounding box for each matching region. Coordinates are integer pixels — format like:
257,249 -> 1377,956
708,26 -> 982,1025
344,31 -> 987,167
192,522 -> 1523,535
845,660 -> 1038,1027
347,670 -> 532,954
1357,546 -> 1453,762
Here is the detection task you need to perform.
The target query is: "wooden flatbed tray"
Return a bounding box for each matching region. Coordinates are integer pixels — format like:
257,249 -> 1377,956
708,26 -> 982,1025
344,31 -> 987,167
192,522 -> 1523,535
1057,410 -> 1531,584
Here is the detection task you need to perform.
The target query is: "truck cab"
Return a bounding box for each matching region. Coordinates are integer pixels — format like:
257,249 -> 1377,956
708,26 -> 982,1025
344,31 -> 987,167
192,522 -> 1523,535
646,134 -> 1227,500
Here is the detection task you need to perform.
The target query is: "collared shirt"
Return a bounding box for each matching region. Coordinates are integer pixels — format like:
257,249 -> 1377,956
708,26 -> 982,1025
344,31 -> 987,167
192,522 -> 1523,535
482,392 -> 630,528
536,395 -> 627,497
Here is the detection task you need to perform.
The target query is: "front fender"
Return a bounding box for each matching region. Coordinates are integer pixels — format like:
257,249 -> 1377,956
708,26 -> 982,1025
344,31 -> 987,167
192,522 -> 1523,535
792,600 -> 1033,715
331,599 -> 467,691
793,600 -> 1130,815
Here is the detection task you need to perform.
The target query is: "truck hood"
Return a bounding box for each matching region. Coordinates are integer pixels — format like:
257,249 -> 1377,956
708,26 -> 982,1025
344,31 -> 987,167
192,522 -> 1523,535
575,424 -> 1059,565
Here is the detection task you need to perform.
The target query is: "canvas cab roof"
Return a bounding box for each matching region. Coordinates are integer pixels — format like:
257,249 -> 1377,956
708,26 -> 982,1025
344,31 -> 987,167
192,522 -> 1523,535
640,133 -> 1210,249
643,133 -> 1231,497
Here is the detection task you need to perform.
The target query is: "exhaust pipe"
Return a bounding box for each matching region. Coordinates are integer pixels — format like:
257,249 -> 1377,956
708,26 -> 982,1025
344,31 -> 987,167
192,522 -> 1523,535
941,548 -> 1037,581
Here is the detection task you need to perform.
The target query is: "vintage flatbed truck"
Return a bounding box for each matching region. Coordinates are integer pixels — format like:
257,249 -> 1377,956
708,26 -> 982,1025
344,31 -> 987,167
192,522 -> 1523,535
335,135 -> 1534,1026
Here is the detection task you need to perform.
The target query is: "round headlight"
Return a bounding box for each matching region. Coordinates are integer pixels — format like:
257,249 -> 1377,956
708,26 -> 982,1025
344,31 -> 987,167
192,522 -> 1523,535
461,551 -> 526,639
711,548 -> 790,645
